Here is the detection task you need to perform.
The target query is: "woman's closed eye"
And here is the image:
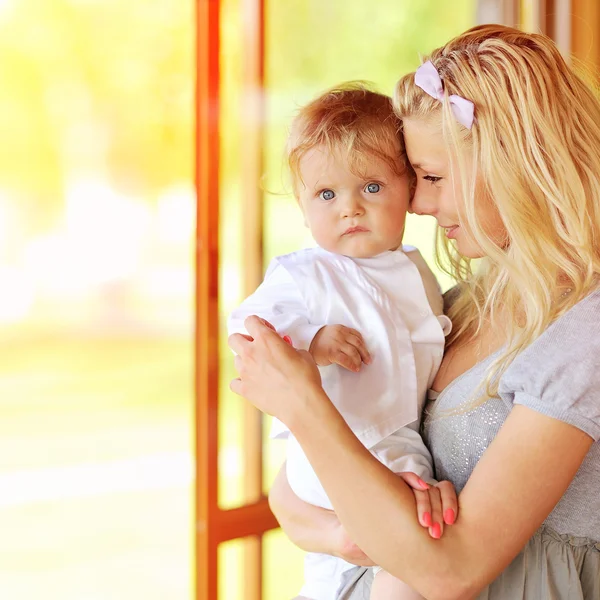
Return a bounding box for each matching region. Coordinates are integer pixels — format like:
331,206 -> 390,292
423,175 -> 442,185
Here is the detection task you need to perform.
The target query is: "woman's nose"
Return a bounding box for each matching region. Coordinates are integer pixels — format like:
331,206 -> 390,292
410,190 -> 437,217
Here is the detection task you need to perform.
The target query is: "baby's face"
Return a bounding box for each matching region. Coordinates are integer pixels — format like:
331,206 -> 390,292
296,145 -> 410,258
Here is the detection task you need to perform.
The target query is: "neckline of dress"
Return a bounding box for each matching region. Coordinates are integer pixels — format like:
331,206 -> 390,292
428,285 -> 600,406
427,348 -> 502,406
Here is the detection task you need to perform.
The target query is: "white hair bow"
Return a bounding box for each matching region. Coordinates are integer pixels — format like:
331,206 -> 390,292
414,60 -> 475,129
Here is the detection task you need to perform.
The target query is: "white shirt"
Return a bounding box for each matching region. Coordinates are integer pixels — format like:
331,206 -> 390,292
228,245 -> 450,450
229,245 -> 451,600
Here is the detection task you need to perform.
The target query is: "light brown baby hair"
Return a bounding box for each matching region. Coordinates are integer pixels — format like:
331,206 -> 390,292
287,82 -> 408,194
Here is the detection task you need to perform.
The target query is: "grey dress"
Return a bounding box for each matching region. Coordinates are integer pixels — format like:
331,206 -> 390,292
337,289 -> 600,599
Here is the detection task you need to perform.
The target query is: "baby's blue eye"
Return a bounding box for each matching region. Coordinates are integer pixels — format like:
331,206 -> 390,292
365,183 -> 380,193
320,189 -> 335,201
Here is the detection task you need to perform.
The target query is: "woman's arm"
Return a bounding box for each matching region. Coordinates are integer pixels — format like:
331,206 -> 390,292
230,317 -> 594,600
291,399 -> 592,599
269,463 -> 376,566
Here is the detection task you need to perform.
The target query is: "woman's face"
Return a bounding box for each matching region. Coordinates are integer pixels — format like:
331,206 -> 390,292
402,117 -> 507,259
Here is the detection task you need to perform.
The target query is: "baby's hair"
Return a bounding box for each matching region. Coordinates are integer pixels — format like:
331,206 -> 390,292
287,82 -> 407,194
395,24 -> 600,407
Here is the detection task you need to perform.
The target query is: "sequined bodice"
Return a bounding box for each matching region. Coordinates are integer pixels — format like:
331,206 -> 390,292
421,352 -> 504,492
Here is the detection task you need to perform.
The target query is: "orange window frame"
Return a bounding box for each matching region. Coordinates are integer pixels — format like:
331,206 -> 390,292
196,1 -> 278,600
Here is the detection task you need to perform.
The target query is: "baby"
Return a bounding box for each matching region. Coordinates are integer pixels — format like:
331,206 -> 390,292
229,84 -> 451,600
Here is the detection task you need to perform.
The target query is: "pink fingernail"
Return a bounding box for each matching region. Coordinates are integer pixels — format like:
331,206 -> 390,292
417,478 -> 430,489
282,335 -> 293,346
444,508 -> 455,525
431,523 -> 441,539
260,318 -> 276,331
422,512 -> 432,527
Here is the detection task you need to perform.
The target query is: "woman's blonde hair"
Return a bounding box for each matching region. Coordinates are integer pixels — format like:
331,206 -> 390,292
287,82 -> 407,193
395,24 -> 600,406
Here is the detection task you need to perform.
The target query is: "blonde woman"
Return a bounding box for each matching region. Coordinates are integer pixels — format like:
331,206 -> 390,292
228,25 -> 600,599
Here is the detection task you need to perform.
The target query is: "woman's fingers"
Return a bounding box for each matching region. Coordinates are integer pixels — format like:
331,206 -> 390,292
228,332 -> 253,355
412,489 -> 432,529
437,480 -> 458,525
428,486 -> 444,539
401,474 -> 450,539
396,471 -> 430,491
244,315 -> 277,337
229,377 -> 243,396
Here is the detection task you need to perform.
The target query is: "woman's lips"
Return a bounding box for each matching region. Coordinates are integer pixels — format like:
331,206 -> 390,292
343,226 -> 369,235
444,225 -> 460,239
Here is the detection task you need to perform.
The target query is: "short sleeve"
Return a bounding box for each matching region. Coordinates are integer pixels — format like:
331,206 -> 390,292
498,291 -> 600,440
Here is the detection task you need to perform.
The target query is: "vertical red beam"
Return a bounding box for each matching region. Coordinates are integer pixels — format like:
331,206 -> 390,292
240,0 -> 267,598
196,1 -> 220,599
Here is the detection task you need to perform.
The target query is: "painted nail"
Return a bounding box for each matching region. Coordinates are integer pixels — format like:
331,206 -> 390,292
260,318 -> 275,331
417,478 -> 430,489
422,512 -> 432,527
444,508 -> 455,525
431,523 -> 442,539
282,335 -> 293,346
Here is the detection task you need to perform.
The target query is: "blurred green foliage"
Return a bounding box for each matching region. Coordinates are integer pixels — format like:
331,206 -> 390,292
0,0 -> 193,205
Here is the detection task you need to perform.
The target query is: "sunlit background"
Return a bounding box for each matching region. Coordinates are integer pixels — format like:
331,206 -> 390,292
0,0 -> 473,598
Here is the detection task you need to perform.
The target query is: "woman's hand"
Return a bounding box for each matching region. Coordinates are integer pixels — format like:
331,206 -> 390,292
228,316 -> 324,423
411,478 -> 458,539
330,520 -> 376,566
394,473 -> 457,539
330,473 -> 459,561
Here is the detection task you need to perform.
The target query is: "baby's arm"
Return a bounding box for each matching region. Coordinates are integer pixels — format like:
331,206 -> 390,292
228,261 -> 321,351
372,427 -> 434,483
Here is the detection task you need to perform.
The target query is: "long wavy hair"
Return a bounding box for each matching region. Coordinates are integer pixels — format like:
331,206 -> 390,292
395,24 -> 600,406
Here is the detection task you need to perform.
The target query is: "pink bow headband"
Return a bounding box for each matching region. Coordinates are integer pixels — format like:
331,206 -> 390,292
414,60 -> 475,129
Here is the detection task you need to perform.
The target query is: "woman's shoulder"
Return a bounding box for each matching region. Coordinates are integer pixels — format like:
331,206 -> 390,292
522,287 -> 600,356
499,287 -> 600,440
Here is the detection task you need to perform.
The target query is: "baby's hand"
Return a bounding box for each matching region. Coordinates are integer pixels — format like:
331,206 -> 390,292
308,325 -> 371,372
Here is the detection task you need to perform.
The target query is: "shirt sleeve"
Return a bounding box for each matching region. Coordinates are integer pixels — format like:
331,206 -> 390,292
371,427 -> 435,483
227,259 -> 323,351
498,293 -> 600,440
228,259 -> 324,441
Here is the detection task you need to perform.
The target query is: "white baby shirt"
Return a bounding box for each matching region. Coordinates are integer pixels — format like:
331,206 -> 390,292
229,245 -> 450,600
228,245 -> 450,459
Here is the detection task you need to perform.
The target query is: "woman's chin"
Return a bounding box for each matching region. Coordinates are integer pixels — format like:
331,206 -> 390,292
454,235 -> 485,260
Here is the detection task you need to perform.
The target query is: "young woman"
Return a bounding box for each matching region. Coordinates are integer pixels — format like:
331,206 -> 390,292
229,25 -> 600,599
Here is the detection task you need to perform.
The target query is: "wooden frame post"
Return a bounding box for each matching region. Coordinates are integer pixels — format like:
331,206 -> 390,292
240,0 -> 267,597
197,0 -> 221,598
197,1 -> 278,599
